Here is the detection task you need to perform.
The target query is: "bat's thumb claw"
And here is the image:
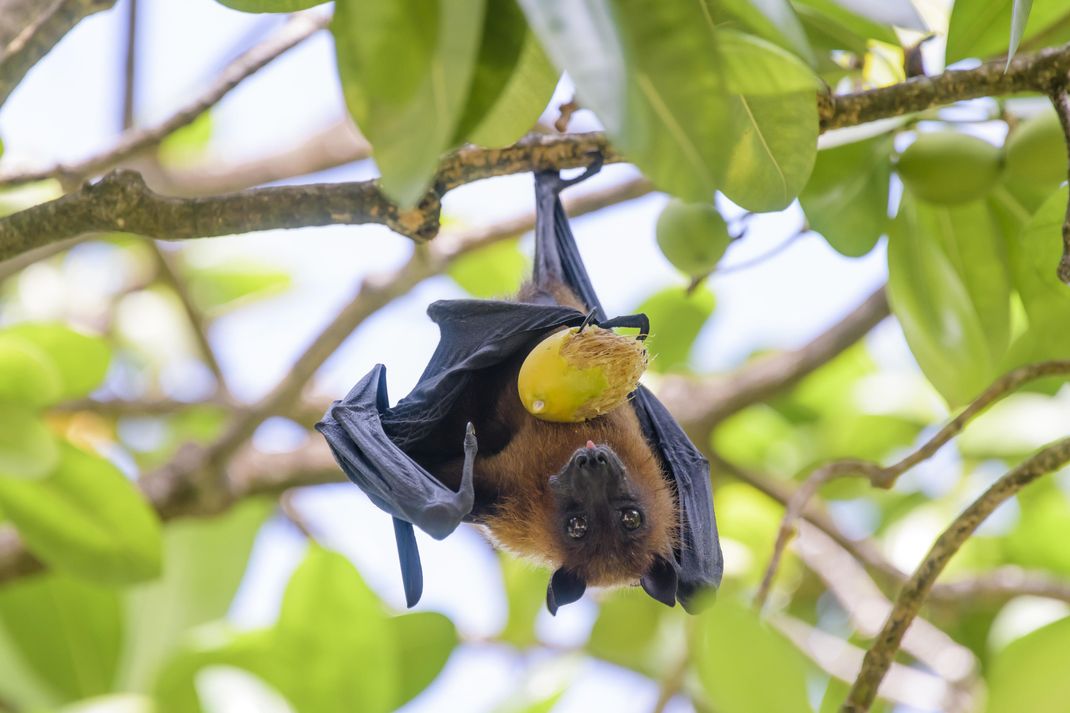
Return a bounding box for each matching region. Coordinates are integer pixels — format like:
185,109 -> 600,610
464,422 -> 478,453
465,422 -> 475,437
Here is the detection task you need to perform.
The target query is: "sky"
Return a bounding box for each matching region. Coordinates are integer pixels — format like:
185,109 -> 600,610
0,2 -> 903,711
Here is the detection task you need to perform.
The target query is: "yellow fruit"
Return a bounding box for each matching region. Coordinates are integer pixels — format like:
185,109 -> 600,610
1005,109 -> 1067,187
656,199 -> 731,277
517,326 -> 647,423
897,132 -> 1003,204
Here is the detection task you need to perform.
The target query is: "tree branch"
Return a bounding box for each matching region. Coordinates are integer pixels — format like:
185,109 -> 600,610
843,436 -> 1070,712
0,11 -> 330,189
1048,85 -> 1070,284
660,285 -> 889,434
0,0 -> 116,109
818,40 -> 1070,131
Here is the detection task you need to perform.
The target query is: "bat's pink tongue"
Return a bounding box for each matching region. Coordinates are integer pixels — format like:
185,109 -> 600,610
586,440 -> 596,449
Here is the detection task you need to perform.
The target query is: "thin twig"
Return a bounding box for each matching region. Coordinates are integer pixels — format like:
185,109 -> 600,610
149,243 -> 230,394
0,11 -> 330,189
120,0 -> 137,131
1048,84 -> 1070,283
843,436 -> 1070,712
755,360 -> 1070,610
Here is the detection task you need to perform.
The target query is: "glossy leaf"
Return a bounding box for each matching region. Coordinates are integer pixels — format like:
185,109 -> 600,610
4,323 -> 111,402
694,597 -> 813,713
467,32 -> 559,148
521,0 -> 739,202
988,615 -> 1070,713
390,612 -> 457,708
0,574 -> 121,702
887,195 -> 999,406
117,499 -> 272,692
0,404 -> 58,480
448,238 -> 527,298
0,443 -> 163,584
794,0 -> 899,51
451,1 -> 529,143
714,0 -> 815,66
215,0 -> 329,13
1009,0 -> 1035,64
947,0 -> 1070,64
800,133 -> 893,256
721,92 -> 818,212
333,0 -> 485,206
635,285 -> 715,373
825,0 -> 925,29
716,31 -> 821,95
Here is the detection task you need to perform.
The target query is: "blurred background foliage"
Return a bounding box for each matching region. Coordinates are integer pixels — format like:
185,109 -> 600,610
2,0 -> 1070,712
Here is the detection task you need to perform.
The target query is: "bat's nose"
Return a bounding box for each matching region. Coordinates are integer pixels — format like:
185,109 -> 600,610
572,445 -> 609,470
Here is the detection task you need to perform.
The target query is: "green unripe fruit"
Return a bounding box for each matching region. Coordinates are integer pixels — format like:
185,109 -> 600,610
656,199 -> 731,277
897,132 -> 1003,205
1005,109 -> 1067,187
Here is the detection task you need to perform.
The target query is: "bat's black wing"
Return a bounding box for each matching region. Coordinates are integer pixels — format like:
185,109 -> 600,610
317,165 -> 722,611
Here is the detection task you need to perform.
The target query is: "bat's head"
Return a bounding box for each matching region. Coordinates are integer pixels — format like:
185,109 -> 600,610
545,440 -> 677,614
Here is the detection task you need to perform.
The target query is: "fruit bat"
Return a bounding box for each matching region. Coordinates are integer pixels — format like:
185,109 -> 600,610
317,160 -> 722,613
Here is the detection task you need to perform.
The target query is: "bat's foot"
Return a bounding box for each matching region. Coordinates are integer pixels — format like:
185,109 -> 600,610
464,421 -> 478,457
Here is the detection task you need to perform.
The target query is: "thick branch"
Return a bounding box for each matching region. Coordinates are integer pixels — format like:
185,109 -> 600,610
0,0 -> 115,108
0,12 -> 330,189
1049,86 -> 1070,283
843,436 -> 1070,712
0,133 -> 617,260
818,40 -> 1070,131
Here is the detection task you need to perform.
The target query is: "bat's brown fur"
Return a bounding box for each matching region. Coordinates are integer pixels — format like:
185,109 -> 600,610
467,280 -> 678,588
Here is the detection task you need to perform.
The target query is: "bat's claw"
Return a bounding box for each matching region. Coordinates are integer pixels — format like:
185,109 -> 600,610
464,421 -> 478,456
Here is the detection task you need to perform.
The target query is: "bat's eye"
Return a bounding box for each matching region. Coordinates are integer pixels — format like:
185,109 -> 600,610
566,516 -> 588,539
620,508 -> 643,530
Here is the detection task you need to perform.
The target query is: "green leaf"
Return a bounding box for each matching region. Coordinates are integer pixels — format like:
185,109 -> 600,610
450,1 -> 529,144
0,573 -> 122,702
988,615 -> 1070,713
721,92 -> 818,212
467,34 -> 559,148
520,0 -> 739,202
117,499 -> 272,692
1004,484 -> 1070,575
887,194 -> 1009,406
635,285 -> 715,373
999,187 -> 1070,374
390,612 -> 457,708
0,404 -> 58,480
4,323 -> 112,401
947,0 -> 1070,64
794,0 -> 899,50
498,554 -> 549,648
714,0 -> 816,66
0,443 -> 163,584
214,0 -> 328,12
0,334 -> 62,406
587,589 -> 668,676
184,263 -> 292,314
1009,0 -> 1035,64
799,133 -> 893,257
694,597 -> 814,713
824,0 -> 925,29
156,546 -> 416,713
448,238 -> 527,298
333,0 -> 485,206
716,31 -> 821,95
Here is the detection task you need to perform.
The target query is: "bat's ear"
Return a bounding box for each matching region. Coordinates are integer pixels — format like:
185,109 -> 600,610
546,567 -> 587,615
640,556 -> 678,608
